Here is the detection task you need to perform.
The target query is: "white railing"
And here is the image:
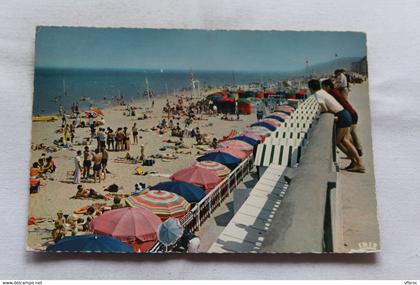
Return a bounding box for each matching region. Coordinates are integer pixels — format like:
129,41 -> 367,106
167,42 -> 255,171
148,155 -> 254,253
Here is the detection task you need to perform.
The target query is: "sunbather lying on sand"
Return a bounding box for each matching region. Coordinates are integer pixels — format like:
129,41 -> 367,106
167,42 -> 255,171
72,185 -> 106,200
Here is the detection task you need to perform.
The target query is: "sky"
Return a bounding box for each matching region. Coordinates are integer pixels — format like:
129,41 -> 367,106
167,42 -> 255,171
35,27 -> 366,72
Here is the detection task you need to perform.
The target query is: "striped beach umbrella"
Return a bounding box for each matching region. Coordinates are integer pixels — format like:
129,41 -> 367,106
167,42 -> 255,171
126,190 -> 190,221
232,135 -> 259,146
250,121 -> 276,131
218,139 -> 254,153
240,131 -> 266,142
170,165 -> 222,192
261,118 -> 282,127
275,105 -> 295,114
195,160 -> 231,178
265,114 -> 287,122
269,112 -> 290,120
207,147 -> 248,160
244,126 -> 271,136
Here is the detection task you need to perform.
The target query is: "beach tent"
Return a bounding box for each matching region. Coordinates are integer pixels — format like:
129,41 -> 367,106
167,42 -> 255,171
208,147 -> 248,160
232,135 -> 259,146
170,165 -> 222,192
92,207 -> 161,242
46,234 -> 133,253
250,121 -> 277,131
255,92 -> 265,99
239,91 -> 256,99
218,139 -> 254,154
149,181 -> 205,203
207,92 -> 225,101
237,98 -> 253,114
197,152 -> 241,171
214,100 -> 236,114
126,190 -> 190,221
195,160 -> 231,178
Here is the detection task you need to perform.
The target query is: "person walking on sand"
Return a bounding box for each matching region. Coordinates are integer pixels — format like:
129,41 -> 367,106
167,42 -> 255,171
74,150 -> 82,184
132,123 -> 138,145
308,79 -> 365,173
92,149 -> 103,183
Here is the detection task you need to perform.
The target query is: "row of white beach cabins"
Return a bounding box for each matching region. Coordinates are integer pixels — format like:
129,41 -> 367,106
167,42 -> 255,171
149,95 -> 320,253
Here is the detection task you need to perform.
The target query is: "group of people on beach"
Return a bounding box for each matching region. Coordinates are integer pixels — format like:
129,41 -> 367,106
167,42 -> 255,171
29,154 -> 56,193
308,69 -> 365,173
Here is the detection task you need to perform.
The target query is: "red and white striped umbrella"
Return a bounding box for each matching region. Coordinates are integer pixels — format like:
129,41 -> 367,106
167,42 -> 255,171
195,160 -> 231,178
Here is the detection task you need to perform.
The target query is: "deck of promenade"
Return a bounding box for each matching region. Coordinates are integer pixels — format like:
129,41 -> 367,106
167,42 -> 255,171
205,80 -> 380,253
333,81 -> 380,252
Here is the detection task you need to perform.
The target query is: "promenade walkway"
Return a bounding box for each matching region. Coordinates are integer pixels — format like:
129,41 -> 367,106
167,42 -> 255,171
333,81 -> 380,252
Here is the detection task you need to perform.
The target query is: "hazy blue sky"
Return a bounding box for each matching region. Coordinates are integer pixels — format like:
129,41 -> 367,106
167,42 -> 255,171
35,27 -> 366,72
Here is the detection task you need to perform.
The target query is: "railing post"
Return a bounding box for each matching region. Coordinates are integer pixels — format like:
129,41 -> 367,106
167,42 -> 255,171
208,196 -> 212,214
197,210 -> 200,230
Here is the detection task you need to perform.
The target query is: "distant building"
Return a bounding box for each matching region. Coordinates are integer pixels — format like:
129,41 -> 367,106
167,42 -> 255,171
351,56 -> 368,76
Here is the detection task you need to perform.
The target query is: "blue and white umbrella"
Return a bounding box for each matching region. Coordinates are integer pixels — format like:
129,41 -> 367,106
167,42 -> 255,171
157,218 -> 184,246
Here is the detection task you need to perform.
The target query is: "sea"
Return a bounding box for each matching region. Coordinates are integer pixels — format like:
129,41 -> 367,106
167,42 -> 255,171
33,68 -> 291,115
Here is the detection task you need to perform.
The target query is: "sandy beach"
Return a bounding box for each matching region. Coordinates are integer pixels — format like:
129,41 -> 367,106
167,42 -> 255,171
27,90 -> 255,250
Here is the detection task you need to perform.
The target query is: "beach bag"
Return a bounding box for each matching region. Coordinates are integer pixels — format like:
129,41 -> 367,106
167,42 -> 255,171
142,159 -> 155,166
135,167 -> 143,175
105,184 -> 119,193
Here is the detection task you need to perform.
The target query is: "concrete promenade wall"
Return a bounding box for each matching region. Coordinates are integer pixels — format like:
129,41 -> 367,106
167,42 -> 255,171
261,113 -> 336,253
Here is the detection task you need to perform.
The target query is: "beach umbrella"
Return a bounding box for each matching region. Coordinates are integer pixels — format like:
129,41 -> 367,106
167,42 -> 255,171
170,165 -> 222,192
92,207 -> 161,242
240,131 -> 266,142
244,126 -> 271,134
207,147 -> 248,160
232,135 -> 259,146
265,114 -> 286,122
126,190 -> 190,221
197,152 -> 241,171
90,107 -> 104,116
149,181 -> 205,203
195,160 -> 231,178
46,234 -> 133,253
157,218 -> 184,247
260,118 -> 282,127
250,121 -> 276,131
218,139 -> 254,153
275,105 -> 295,114
271,112 -> 290,120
